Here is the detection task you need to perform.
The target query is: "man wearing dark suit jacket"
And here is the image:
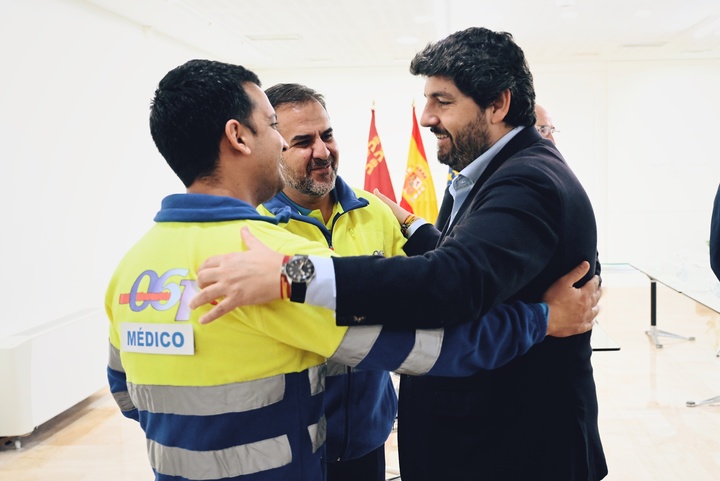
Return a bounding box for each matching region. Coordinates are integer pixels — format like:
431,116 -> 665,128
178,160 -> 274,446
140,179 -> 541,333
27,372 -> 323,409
191,27 -> 607,481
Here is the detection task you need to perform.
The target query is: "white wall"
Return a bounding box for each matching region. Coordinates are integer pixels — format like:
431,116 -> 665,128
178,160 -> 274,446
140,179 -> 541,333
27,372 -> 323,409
2,0 -> 719,337
606,60 -> 720,267
532,60 -> 720,267
0,0 -> 193,337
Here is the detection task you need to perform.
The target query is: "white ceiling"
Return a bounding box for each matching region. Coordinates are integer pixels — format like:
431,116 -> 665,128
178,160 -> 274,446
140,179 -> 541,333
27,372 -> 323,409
85,0 -> 720,68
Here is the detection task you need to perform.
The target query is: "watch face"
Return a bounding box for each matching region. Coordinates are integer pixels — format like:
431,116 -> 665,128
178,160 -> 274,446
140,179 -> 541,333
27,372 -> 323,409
285,256 -> 315,282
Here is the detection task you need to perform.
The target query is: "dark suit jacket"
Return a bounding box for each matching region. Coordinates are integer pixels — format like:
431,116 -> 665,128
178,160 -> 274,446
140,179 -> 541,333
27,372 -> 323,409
332,126 -> 607,480
710,184 -> 720,281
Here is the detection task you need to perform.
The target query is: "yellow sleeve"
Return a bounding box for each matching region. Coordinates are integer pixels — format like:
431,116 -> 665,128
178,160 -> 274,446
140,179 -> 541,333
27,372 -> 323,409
357,189 -> 407,258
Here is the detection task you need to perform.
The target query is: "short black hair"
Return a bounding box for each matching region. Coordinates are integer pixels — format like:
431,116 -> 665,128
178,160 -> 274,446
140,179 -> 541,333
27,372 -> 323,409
410,27 -> 536,126
265,83 -> 327,111
149,59 -> 261,187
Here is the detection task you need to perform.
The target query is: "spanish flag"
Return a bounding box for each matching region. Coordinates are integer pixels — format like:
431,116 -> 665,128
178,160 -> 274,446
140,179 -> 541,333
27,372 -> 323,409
400,105 -> 438,223
364,106 -> 396,202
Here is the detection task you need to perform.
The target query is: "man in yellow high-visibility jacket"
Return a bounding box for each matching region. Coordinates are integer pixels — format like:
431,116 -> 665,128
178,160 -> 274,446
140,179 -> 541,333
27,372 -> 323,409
257,83 -> 404,481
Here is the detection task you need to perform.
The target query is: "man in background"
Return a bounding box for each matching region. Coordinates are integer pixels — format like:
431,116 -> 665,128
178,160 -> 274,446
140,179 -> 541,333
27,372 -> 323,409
259,83 -> 402,481
535,103 -> 558,143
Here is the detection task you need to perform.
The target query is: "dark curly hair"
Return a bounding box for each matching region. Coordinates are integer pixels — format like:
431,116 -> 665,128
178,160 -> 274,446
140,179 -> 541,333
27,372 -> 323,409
410,27 -> 536,126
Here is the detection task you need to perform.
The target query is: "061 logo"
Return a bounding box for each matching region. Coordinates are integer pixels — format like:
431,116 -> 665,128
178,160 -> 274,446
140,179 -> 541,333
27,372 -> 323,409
119,269 -> 197,321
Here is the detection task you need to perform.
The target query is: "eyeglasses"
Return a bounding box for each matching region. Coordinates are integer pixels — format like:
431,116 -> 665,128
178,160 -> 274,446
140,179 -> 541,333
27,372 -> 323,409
536,125 -> 558,138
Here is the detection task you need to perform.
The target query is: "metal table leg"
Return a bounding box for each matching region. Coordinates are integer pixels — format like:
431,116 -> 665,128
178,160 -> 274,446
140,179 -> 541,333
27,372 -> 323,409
644,279 -> 695,348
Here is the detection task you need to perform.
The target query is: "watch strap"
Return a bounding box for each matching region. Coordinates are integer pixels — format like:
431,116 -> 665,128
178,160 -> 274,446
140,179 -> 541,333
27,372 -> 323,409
289,281 -> 307,303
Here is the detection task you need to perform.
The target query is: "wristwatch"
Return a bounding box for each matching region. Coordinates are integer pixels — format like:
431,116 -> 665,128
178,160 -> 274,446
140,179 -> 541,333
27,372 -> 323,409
281,255 -> 316,303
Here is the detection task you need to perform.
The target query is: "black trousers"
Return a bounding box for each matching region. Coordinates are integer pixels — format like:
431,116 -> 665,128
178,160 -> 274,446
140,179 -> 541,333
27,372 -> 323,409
326,444 -> 386,481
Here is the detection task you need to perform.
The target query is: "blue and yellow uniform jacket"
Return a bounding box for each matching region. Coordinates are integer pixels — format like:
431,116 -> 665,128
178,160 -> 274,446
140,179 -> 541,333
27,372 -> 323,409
106,193 -> 549,481
258,177 -> 405,463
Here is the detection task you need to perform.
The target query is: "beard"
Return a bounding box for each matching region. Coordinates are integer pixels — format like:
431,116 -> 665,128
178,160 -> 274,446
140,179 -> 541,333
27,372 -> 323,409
281,155 -> 338,198
436,116 -> 492,172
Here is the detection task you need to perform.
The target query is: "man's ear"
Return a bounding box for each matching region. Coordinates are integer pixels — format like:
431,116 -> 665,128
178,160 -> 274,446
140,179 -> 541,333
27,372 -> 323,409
225,119 -> 252,155
489,89 -> 511,124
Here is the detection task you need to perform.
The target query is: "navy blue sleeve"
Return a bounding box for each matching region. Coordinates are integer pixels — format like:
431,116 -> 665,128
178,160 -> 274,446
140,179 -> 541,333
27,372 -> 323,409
107,365 -> 139,421
337,300 -> 547,376
427,301 -> 547,375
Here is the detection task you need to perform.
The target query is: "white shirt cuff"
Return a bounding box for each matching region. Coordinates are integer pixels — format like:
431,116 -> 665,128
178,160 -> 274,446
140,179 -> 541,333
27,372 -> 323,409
407,218 -> 428,237
305,255 -> 336,310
